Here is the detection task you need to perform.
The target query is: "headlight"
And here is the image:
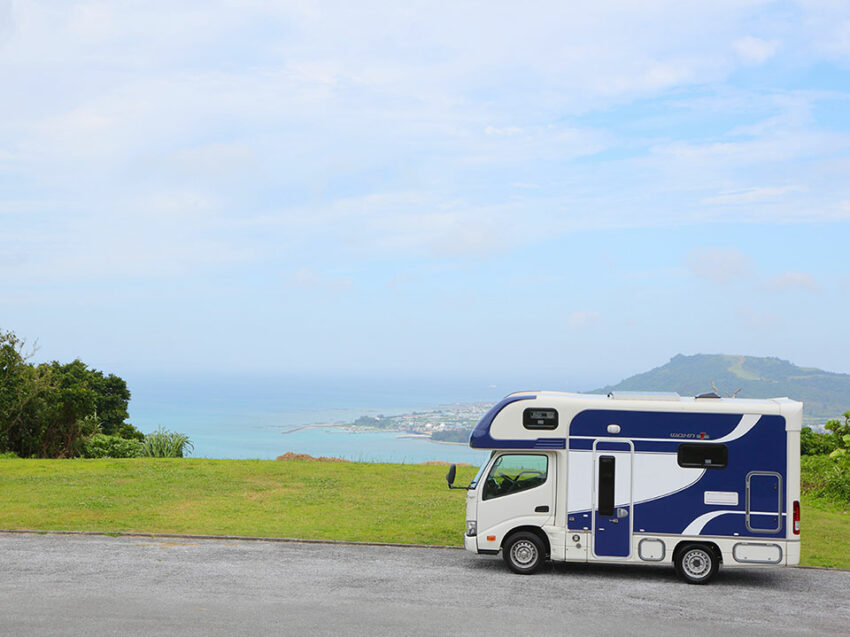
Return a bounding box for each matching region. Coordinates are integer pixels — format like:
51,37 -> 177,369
466,520 -> 477,537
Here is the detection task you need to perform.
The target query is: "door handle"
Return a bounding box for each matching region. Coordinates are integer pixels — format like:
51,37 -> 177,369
535,505 -> 549,513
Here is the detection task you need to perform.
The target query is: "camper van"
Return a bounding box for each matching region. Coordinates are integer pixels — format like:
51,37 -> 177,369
446,391 -> 801,584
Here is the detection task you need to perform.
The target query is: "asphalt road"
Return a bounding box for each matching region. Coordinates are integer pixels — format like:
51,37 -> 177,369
1,533 -> 848,636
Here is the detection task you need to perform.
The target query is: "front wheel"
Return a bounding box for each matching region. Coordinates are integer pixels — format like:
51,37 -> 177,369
503,532 -> 545,574
674,544 -> 719,584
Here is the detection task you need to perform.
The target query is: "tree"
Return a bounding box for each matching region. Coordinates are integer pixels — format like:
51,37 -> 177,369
801,426 -> 839,456
825,412 -> 850,460
40,360 -> 139,439
0,330 -> 44,454
0,329 -> 143,457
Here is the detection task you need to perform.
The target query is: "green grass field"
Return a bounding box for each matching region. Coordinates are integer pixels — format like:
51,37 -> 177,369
1,458 -> 847,568
0,458 -> 481,546
799,498 -> 850,568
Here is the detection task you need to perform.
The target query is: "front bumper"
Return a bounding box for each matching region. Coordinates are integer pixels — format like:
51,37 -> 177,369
464,534 -> 477,553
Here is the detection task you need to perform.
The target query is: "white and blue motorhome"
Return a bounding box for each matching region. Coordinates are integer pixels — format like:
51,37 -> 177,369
446,391 -> 802,583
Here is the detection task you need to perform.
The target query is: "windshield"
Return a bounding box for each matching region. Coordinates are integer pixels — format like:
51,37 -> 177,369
468,453 -> 494,489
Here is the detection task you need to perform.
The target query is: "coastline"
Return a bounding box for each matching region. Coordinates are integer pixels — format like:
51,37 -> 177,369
426,438 -> 469,446
284,425 -> 471,448
280,423 -> 347,435
395,433 -> 470,447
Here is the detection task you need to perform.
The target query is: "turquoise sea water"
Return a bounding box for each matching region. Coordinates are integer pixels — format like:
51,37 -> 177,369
126,373 -> 505,464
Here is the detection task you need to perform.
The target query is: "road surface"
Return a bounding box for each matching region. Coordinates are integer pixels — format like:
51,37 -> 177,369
1,533 -> 847,636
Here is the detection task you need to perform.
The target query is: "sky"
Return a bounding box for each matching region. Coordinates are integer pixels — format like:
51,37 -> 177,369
1,0 -> 849,392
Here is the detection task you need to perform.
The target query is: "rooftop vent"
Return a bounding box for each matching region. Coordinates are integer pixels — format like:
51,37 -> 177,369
695,392 -> 722,399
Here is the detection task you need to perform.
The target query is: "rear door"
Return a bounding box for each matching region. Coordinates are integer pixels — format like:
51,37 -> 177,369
747,471 -> 782,533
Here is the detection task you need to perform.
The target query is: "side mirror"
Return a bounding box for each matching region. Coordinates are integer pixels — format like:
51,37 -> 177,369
446,463 -> 457,487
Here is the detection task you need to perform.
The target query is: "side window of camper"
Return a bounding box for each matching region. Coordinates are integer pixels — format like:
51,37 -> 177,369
523,408 -> 558,430
482,454 -> 548,500
677,443 -> 728,469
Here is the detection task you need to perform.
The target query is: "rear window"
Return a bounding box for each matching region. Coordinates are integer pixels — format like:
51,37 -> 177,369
677,443 -> 728,469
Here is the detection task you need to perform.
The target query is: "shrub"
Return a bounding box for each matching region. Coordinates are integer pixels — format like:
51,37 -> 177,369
142,426 -> 193,458
801,426 -> 839,455
81,434 -> 144,458
0,451 -> 19,459
825,413 -> 850,460
801,454 -> 850,507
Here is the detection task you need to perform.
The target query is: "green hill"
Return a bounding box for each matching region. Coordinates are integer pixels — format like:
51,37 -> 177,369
593,354 -> 850,424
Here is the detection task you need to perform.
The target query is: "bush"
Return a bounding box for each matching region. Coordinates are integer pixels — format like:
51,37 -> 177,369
142,426 -> 193,458
801,454 -> 850,507
81,434 -> 144,458
0,451 -> 19,459
801,426 -> 839,455
824,412 -> 850,461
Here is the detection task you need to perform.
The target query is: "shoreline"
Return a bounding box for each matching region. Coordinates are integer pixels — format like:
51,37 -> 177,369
283,425 -> 473,446
280,423 -> 347,434
427,438 -> 468,446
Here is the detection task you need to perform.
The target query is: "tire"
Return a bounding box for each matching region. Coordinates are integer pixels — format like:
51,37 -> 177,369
674,544 -> 719,584
503,532 -> 545,574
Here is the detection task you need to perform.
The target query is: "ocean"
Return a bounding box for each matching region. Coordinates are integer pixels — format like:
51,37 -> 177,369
126,373 -> 507,464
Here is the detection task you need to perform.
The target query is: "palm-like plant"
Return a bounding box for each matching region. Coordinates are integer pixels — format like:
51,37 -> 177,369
142,426 -> 194,458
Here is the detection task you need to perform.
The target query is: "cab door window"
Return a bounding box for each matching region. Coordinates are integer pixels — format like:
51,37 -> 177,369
482,454 -> 548,500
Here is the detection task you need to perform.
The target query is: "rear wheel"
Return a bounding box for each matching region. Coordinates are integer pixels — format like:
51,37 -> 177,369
674,544 -> 719,584
503,532 -> 545,574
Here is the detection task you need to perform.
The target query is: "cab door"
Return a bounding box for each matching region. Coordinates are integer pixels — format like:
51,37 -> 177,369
475,453 -> 555,549
592,440 -> 633,559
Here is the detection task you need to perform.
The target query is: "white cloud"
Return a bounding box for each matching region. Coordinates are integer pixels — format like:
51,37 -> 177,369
485,126 -> 523,137
288,267 -> 352,292
702,185 -> 806,205
733,36 -> 780,64
685,248 -> 752,285
739,306 -> 781,331
568,310 -> 601,329
0,0 -> 848,286
769,271 -> 820,292
798,1 -> 850,60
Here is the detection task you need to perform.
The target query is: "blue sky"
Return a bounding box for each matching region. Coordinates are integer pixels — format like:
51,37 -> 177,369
1,1 -> 849,391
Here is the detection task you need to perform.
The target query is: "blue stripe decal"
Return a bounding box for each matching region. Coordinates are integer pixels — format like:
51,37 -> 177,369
631,415 -> 787,536
570,409 -> 742,440
568,415 -> 788,538
533,438 -> 566,449
469,395 -> 537,449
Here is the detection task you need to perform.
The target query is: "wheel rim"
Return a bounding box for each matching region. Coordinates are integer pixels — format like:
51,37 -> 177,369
511,540 -> 538,567
682,549 -> 711,579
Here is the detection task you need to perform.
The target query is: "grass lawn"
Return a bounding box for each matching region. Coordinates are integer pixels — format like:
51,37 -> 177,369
1,458 -> 847,568
799,496 -> 850,569
0,458 -> 480,546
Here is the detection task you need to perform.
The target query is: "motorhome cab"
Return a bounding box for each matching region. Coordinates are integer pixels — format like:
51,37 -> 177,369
446,391 -> 802,584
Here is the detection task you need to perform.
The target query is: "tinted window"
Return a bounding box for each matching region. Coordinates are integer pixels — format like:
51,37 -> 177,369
523,408 -> 558,430
677,443 -> 728,469
482,454 -> 548,500
597,455 -> 615,517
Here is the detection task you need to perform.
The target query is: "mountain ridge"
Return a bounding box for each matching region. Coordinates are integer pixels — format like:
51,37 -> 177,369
592,354 -> 850,424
